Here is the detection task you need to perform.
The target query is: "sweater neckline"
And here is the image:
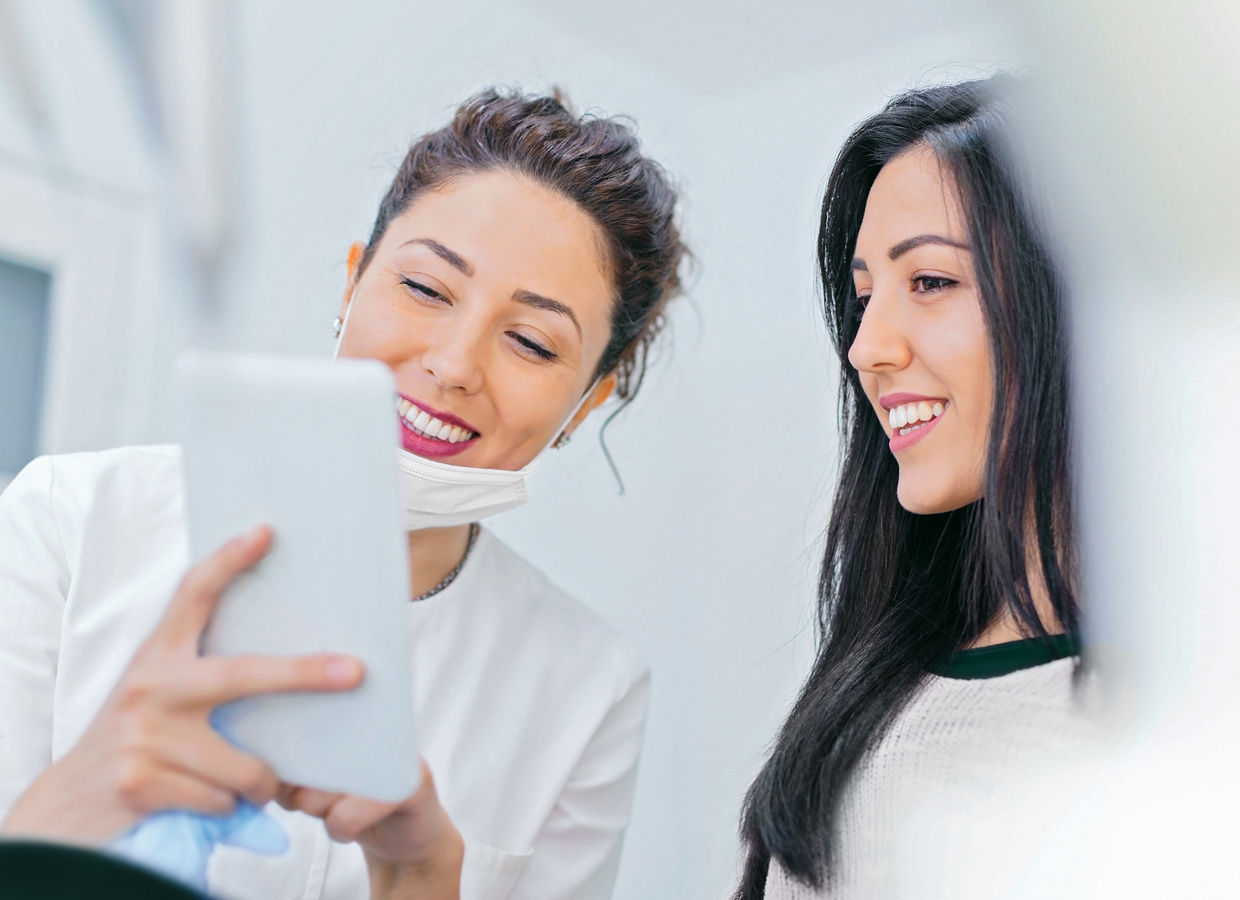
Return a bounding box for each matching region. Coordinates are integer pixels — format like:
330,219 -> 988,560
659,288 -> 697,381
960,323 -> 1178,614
929,633 -> 1080,680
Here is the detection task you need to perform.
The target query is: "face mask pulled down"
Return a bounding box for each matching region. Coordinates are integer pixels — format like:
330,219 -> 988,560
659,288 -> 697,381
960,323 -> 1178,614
333,294 -> 595,530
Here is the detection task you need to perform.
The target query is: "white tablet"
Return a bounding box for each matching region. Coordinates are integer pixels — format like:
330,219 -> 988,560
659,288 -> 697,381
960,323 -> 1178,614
176,353 -> 418,802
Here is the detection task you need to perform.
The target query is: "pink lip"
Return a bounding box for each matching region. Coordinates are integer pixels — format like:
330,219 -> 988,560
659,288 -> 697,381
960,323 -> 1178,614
401,395 -> 479,433
878,392 -> 948,411
887,411 -> 945,452
397,394 -> 480,459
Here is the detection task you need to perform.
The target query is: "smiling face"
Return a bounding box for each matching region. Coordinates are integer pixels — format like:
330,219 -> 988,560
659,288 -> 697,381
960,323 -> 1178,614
337,170 -> 617,471
847,146 -> 993,514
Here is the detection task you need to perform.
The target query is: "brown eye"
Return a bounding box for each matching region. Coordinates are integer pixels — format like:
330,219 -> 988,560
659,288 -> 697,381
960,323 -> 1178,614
911,275 -> 955,293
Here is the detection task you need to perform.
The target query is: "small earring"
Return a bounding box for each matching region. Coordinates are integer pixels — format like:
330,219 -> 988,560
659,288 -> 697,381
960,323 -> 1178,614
552,431 -> 571,450
332,317 -> 343,338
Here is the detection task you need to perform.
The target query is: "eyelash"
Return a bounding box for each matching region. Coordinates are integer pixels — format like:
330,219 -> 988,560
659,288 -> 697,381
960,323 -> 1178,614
510,333 -> 557,361
400,277 -> 557,362
912,275 -> 956,293
854,275 -> 957,310
401,277 -> 447,304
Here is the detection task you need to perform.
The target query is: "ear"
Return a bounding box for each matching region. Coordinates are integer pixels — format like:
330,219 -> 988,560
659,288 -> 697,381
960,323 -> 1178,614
562,372 -> 618,439
338,241 -> 367,319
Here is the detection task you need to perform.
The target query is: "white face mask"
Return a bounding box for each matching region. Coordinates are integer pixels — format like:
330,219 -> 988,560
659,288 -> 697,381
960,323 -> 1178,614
333,291 -> 597,531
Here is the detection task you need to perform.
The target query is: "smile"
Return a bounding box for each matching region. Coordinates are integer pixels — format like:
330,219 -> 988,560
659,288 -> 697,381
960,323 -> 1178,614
395,396 -> 480,459
396,397 -> 478,444
887,399 -> 945,435
879,393 -> 949,453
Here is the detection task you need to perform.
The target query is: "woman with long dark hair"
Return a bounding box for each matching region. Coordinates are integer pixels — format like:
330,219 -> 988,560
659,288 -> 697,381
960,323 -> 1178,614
736,77 -> 1088,898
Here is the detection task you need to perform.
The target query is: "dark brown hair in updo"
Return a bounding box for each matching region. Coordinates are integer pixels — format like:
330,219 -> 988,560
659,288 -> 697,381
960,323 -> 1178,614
359,87 -> 687,409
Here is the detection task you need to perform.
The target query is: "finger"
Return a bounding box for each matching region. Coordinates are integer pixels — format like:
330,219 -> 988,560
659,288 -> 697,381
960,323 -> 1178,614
116,763 -> 238,819
414,758 -> 437,801
155,727 -> 280,808
273,783 -> 299,810
324,795 -> 400,844
279,786 -> 344,820
159,526 -> 274,648
180,653 -> 364,707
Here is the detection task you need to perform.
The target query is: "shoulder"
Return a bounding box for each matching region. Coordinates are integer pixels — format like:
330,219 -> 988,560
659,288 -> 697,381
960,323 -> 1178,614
901,658 -> 1092,757
6,445 -> 185,548
16,444 -> 182,502
921,656 -> 1081,710
458,529 -> 649,693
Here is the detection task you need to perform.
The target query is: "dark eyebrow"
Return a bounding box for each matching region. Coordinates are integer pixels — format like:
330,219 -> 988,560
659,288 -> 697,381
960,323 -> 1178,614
513,289 -> 582,339
888,234 -> 970,260
399,238 -> 475,277
852,233 -> 970,273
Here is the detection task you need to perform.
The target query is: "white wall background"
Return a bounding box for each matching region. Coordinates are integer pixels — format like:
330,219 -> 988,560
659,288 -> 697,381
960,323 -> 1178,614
0,1 -> 1021,896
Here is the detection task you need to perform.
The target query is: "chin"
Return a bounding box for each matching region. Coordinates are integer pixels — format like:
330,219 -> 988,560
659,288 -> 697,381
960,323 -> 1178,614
895,478 -> 975,516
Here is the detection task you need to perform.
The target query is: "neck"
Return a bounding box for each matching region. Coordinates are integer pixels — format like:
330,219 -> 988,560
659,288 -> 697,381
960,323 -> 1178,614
969,511 -> 1066,649
407,523 -> 474,598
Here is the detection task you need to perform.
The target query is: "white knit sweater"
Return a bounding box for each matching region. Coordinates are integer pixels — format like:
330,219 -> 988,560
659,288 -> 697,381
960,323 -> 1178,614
762,657 -> 1089,899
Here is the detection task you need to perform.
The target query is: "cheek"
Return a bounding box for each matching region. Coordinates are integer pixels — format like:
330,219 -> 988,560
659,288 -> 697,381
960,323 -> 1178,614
858,373 -> 885,424
341,296 -> 422,362
486,374 -> 577,460
925,302 -> 991,422
956,326 -> 994,444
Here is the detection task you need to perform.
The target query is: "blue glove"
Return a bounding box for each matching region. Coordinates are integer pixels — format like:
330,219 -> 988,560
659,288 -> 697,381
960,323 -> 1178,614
109,798 -> 289,892
107,714 -> 289,892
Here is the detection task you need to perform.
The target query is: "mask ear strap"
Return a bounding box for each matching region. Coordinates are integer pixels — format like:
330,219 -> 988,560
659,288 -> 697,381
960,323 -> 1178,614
550,377 -> 601,451
331,286 -> 359,361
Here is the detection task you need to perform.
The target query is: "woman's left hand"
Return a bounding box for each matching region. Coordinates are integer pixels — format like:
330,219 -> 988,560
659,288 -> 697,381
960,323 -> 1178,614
275,759 -> 462,899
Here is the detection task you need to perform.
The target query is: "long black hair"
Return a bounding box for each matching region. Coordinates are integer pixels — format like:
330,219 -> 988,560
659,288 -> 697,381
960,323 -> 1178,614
734,77 -> 1079,897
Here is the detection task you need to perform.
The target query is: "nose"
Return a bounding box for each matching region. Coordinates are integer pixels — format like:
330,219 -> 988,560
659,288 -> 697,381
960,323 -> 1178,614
420,318 -> 486,394
846,293 -> 913,375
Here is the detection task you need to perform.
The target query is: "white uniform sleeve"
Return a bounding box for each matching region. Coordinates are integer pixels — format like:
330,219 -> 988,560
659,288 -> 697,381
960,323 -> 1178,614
0,457 -> 70,818
497,665 -> 652,900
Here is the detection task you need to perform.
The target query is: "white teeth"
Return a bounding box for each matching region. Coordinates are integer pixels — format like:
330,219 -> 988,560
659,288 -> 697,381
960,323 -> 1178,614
400,404 -> 476,442
886,399 -> 947,433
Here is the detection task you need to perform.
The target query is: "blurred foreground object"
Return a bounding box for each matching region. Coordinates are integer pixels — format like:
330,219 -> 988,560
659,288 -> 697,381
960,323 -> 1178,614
894,0 -> 1240,896
0,839 -> 209,899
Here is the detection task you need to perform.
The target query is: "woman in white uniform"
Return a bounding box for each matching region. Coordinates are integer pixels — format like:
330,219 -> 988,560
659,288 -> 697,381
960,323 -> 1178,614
0,88 -> 686,900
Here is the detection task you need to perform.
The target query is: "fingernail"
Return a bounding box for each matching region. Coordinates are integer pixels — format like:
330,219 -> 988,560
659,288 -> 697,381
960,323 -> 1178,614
325,657 -> 363,685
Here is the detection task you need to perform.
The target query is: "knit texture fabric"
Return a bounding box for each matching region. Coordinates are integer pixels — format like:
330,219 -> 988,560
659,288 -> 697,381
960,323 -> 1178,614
763,658 -> 1088,899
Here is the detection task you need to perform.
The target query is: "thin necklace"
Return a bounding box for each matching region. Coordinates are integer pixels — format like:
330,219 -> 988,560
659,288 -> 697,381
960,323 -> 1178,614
412,522 -> 480,602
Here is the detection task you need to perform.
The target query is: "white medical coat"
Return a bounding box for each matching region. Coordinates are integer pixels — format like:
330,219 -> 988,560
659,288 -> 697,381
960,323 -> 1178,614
0,446 -> 650,899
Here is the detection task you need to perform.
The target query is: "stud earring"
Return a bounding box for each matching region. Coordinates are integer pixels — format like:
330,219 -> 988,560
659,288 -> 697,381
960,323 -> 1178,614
332,317 -> 343,338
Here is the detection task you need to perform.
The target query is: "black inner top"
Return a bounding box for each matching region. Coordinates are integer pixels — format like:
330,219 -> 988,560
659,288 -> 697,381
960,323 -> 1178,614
929,633 -> 1080,680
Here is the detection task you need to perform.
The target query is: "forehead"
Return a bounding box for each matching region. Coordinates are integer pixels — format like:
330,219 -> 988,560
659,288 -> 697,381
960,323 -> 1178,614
856,146 -> 967,247
380,170 -> 615,328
